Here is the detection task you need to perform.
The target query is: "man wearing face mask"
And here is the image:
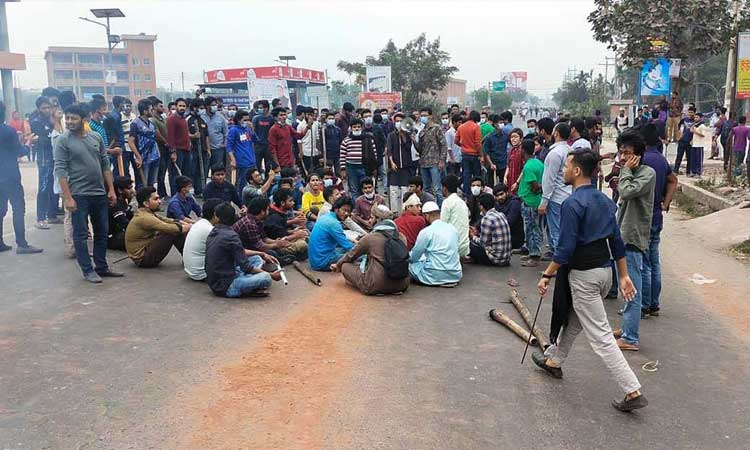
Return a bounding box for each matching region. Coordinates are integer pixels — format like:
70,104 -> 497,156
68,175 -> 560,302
201,96 -> 229,174
319,112 -> 342,173
251,100 -> 274,172
268,107 -> 307,171
368,110 -> 387,194
525,119 -> 538,140
148,96 -> 171,198
225,104 -> 238,122
187,99 -> 209,196
166,175 -> 201,223
340,119 -> 376,198
386,112 -> 418,212
167,98 -> 192,194
227,110 -> 260,196
414,108 -> 448,206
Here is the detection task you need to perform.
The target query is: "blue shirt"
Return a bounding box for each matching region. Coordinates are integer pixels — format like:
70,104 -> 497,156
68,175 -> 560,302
554,184 -> 625,266
166,193 -> 202,221
108,109 -> 125,148
227,124 -> 259,169
482,130 -> 509,167
0,123 -> 24,183
641,146 -> 671,229
308,212 -> 354,270
409,219 -> 462,285
201,112 -> 228,150
129,117 -> 160,164
251,114 -> 275,145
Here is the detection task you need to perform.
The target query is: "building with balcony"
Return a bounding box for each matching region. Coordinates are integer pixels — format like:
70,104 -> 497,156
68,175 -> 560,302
44,33 -> 156,102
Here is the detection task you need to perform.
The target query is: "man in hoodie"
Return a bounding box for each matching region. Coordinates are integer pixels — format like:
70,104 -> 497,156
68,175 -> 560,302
612,130 -> 656,352
251,100 -> 274,173
331,204 -> 410,295
268,107 -> 307,170
227,110 -> 259,196
320,112 -> 342,173
415,107 -> 448,206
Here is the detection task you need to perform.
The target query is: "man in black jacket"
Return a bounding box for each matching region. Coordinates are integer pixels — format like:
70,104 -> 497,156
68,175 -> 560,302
263,188 -> 308,262
205,203 -> 279,298
108,176 -> 135,250
493,183 -> 525,251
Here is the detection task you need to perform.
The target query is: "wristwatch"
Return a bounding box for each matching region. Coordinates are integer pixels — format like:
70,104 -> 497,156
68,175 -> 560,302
541,273 -> 554,280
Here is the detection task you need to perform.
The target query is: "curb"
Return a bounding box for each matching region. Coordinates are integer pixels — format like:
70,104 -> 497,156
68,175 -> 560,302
677,180 -> 736,211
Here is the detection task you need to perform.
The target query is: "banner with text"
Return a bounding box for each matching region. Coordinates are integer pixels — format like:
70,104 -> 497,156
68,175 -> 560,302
246,69 -> 290,108
498,71 -> 528,92
737,32 -> 750,100
358,92 -> 402,111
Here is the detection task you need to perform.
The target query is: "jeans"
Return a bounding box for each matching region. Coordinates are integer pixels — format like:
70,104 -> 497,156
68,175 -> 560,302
461,154 -> 482,195
674,141 -> 690,174
641,223 -> 662,312
176,150 -> 193,180
210,147 -> 226,172
521,204 -> 542,257
71,194 -> 110,275
36,162 -> 57,221
302,155 -> 321,174
254,143 -> 273,172
485,166 -> 506,189
732,150 -> 746,178
375,158 -> 387,195
157,151 -> 170,197
346,163 -> 366,198
225,256 -> 272,297
326,156 -> 340,174
142,160 -> 159,189
420,166 -> 444,205
192,146 -> 210,194
0,180 -> 29,247
688,146 -> 703,175
235,166 -> 255,202
545,201 -> 563,255
620,249 -> 644,345
119,152 -> 138,188
446,161 -> 461,181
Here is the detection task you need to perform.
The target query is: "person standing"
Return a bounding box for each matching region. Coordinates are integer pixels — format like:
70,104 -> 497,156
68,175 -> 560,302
340,119 -> 374,198
268,107 -> 307,170
612,130 -> 656,352
320,112 -> 343,173
128,99 -> 158,189
688,113 -> 710,178
534,148 -> 646,412
666,91 -> 683,143
445,113 -> 463,179
729,115 -> 750,178
227,110 -> 259,196
336,102 -> 355,136
166,98 -> 192,189
455,110 -> 483,194
386,113 -> 418,212
414,108 -> 447,205
104,96 -> 129,179
673,106 -> 696,174
148,97 -> 171,198
186,99 -> 208,196
503,128 -> 526,193
201,96 -> 229,174
54,103 -> 123,283
251,100 -> 274,172
297,107 -> 321,174
0,101 -> 43,254
30,96 -> 59,229
539,123 -> 573,255
482,114 -> 509,187
639,124 -> 678,318
517,139 -> 544,267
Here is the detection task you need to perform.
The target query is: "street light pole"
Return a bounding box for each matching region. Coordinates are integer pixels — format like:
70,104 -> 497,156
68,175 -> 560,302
80,8 -> 124,100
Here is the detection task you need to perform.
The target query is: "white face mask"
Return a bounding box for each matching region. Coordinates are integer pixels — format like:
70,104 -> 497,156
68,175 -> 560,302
326,119 -> 335,126
188,188 -> 195,196
395,122 -> 402,131
228,110 -> 236,118
161,113 -> 167,119
480,118 -> 487,124
323,178 -> 333,187
441,118 -> 449,126
210,105 -> 218,113
352,131 -> 362,137
470,186 -> 481,196
364,192 -> 374,200
198,108 -> 206,115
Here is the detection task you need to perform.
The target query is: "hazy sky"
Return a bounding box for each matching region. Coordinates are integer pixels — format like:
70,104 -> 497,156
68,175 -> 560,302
6,0 -> 610,98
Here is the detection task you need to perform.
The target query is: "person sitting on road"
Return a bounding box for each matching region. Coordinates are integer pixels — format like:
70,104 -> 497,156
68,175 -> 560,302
394,192 -> 426,250
466,175 -> 493,227
183,198 -> 222,281
319,185 -> 366,242
263,188 -> 309,262
241,167 -> 275,207
301,173 -> 325,230
205,202 -> 281,298
107,176 -> 135,251
493,182 -> 525,251
439,174 -> 470,259
308,196 -> 355,271
166,175 -> 201,222
125,186 -> 192,268
409,201 -> 462,286
233,196 -> 294,261
407,175 -> 436,204
331,204 -> 410,295
203,165 -> 240,207
352,178 -> 385,231
468,193 -> 512,266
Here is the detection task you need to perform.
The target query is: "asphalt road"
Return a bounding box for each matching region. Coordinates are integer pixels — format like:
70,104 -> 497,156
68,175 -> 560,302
2,161 -> 749,450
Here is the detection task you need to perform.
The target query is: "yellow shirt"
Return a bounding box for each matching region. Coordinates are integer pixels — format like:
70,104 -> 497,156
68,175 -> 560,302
301,190 -> 325,214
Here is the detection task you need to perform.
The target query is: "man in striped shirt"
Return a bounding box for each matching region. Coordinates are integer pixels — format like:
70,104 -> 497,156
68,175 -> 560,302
468,193 -> 511,266
339,118 -> 369,198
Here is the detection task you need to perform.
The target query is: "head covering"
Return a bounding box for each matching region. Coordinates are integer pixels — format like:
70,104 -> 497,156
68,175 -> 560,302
402,194 -> 422,210
421,201 -> 439,214
372,204 -> 393,220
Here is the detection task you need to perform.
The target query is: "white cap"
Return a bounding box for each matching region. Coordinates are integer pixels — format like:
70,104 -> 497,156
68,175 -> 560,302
421,201 -> 440,214
402,193 -> 422,209
372,204 -> 393,220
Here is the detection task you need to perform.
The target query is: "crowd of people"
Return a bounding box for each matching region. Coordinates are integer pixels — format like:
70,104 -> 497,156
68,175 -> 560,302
1,85 -> 690,412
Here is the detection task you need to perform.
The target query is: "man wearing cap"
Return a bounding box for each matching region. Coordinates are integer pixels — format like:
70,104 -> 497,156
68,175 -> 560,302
331,204 -> 410,295
394,192 -> 426,250
408,201 -> 462,286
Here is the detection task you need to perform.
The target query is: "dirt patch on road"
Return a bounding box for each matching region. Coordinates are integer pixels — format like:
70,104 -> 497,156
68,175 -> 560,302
172,278 -> 366,450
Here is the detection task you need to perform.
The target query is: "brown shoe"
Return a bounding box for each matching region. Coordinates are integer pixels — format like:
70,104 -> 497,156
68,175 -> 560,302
612,328 -> 622,339
616,338 -> 639,351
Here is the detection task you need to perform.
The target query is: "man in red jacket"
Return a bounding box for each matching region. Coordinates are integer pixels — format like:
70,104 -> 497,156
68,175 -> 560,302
268,107 -> 306,170
166,98 -> 192,192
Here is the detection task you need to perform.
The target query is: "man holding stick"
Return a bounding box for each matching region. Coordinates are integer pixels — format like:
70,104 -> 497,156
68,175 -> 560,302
534,148 -> 647,412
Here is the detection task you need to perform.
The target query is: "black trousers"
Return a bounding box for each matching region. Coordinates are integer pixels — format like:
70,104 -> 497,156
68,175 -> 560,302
0,180 -> 28,247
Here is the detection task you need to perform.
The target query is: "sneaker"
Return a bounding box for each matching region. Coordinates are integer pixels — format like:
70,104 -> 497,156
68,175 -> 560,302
649,307 -> 660,317
95,269 -> 125,278
35,221 -> 50,230
83,272 -> 103,284
0,243 -> 11,252
641,310 -> 651,319
532,352 -> 563,379
519,255 -> 531,262
16,245 -> 43,255
616,338 -> 639,351
612,394 -> 648,412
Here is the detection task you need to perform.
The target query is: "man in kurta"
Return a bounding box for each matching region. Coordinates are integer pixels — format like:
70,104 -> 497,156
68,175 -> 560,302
409,201 -> 462,286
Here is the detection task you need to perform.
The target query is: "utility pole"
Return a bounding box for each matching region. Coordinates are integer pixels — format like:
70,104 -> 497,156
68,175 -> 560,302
487,81 -> 492,108
725,0 -> 741,182
181,71 -> 185,93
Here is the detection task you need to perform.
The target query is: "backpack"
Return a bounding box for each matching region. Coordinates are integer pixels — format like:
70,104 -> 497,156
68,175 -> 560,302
379,227 -> 410,279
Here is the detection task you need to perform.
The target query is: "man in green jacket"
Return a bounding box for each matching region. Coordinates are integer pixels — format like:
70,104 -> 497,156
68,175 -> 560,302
613,130 -> 655,352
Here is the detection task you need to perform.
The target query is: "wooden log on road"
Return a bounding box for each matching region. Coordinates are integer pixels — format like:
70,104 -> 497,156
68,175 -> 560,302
489,309 -> 538,346
292,261 -> 321,286
509,289 -> 550,350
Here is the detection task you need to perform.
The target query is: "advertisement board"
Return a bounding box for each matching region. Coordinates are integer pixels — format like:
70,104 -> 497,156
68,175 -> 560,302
498,72 -> 528,92
358,92 -> 402,111
204,66 -> 326,84
737,32 -> 750,100
366,66 -> 391,92
247,69 -> 290,108
639,58 -> 671,97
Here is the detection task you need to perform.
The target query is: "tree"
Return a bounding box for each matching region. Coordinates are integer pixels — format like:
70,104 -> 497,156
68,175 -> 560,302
470,88 -> 512,112
329,80 -> 360,111
338,33 -> 458,110
336,61 -> 366,87
553,71 -> 610,117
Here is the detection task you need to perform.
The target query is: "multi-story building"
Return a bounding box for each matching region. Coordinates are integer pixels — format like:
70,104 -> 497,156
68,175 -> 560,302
44,33 -> 157,102
432,77 -> 467,107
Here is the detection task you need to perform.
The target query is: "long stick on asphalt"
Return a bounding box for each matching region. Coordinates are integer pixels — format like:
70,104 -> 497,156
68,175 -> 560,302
521,296 -> 544,365
510,289 -> 550,350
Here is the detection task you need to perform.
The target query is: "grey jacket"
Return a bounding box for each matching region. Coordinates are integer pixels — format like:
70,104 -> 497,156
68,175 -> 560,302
616,164 -> 656,252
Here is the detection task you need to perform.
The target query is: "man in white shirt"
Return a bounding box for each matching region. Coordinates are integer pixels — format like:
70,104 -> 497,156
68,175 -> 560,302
439,174 -> 470,258
297,107 -> 320,174
183,198 -> 222,280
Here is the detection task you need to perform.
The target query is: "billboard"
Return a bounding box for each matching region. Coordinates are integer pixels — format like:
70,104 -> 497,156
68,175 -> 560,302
246,68 -> 290,108
640,58 -> 671,97
358,92 -> 402,111
366,66 -> 391,92
204,66 -> 326,84
737,32 -> 750,99
498,71 -> 528,92
305,85 -> 330,110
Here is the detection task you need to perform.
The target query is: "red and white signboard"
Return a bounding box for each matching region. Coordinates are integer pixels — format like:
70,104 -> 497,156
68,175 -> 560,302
498,71 -> 528,92
358,92 -> 402,110
204,66 -> 326,84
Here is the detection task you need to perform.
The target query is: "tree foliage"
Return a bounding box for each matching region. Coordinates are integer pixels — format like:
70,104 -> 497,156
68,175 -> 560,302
337,33 -> 458,110
588,0 -> 750,70
554,71 -> 611,117
470,88 -> 513,113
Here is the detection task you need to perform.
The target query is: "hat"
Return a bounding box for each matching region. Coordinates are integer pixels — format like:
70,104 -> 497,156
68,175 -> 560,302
402,193 -> 422,210
372,204 -> 393,220
421,201 -> 440,214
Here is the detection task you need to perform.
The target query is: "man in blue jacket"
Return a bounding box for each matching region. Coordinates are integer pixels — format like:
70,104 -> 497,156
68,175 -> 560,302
320,112 -> 342,173
227,110 -> 259,196
308,196 -> 354,271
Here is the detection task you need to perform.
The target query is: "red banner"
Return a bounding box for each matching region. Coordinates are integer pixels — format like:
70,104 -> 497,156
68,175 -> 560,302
358,92 -> 402,110
204,66 -> 326,84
